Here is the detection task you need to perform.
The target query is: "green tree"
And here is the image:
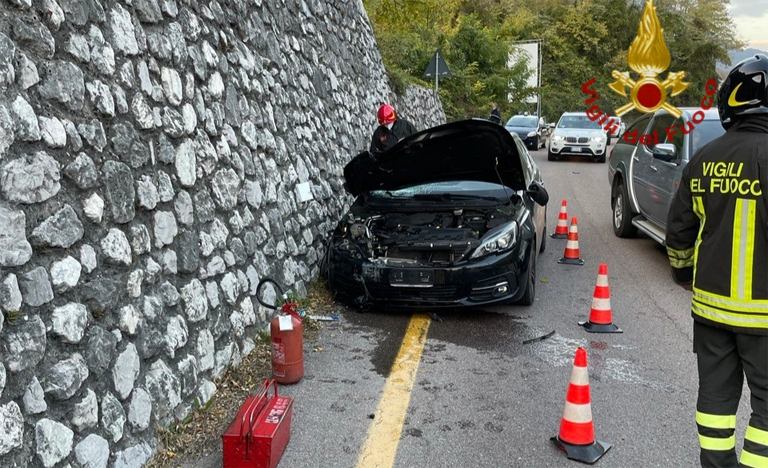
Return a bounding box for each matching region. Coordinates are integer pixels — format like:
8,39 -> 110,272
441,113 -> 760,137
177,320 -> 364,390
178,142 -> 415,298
362,0 -> 744,124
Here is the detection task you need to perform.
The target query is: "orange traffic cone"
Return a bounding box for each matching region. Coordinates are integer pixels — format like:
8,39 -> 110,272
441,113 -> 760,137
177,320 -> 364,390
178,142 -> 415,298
580,263 -> 622,333
558,217 -> 585,265
551,200 -> 569,239
551,347 -> 612,464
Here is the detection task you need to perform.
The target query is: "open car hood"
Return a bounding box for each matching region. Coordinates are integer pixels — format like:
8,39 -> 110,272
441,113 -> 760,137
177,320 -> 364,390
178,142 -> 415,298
344,119 -> 526,196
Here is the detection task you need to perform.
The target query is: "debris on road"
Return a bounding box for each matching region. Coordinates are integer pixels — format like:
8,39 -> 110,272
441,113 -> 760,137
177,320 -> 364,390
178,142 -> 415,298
522,330 -> 556,345
307,314 -> 340,321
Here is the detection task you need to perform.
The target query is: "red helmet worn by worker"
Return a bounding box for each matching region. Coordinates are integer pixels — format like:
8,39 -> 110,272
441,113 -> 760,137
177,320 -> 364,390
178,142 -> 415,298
377,104 -> 397,125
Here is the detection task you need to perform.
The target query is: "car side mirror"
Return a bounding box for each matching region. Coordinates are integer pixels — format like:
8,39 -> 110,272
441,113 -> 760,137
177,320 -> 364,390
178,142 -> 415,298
527,180 -> 549,206
549,123 -> 556,128
652,143 -> 677,163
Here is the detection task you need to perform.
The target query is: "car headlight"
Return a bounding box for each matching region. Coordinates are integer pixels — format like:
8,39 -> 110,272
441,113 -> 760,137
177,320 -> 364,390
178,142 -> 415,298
470,222 -> 519,259
552,135 -> 565,141
527,131 -> 537,138
590,136 -> 606,142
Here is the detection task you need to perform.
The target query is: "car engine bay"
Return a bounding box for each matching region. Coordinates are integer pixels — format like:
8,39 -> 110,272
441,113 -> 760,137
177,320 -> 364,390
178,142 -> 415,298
334,205 -> 517,267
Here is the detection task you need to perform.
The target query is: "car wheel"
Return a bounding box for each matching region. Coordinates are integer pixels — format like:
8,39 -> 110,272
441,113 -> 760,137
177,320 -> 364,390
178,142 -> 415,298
516,240 -> 536,306
547,150 -> 557,161
597,154 -> 606,163
612,181 -> 638,238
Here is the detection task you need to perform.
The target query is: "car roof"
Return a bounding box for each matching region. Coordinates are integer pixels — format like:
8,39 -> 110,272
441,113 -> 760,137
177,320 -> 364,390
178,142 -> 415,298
678,107 -> 720,120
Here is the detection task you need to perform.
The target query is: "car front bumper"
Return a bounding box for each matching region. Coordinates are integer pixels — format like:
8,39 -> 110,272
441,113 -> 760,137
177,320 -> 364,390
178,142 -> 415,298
522,136 -> 539,148
550,140 -> 605,156
327,243 -> 532,308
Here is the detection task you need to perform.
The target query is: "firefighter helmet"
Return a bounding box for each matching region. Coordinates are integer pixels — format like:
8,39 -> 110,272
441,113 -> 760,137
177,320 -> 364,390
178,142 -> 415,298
377,104 -> 397,125
718,54 -> 768,129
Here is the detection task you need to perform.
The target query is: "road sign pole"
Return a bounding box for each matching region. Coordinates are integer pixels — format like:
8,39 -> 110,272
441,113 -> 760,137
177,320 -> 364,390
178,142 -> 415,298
435,51 -> 439,95
537,41 -> 542,118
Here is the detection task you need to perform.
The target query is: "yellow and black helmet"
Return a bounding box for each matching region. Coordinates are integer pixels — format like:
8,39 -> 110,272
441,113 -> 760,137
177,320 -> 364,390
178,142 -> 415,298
718,53 -> 768,129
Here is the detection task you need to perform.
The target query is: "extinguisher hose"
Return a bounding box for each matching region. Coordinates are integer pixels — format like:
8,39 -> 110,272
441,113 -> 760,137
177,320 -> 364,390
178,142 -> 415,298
256,277 -> 286,310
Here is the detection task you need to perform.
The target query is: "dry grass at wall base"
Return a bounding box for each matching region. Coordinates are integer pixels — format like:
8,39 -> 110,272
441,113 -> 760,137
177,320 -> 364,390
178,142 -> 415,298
145,279 -> 333,468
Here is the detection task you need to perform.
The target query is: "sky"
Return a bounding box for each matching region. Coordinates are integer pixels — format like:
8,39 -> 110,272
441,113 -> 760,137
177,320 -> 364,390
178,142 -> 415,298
728,0 -> 768,51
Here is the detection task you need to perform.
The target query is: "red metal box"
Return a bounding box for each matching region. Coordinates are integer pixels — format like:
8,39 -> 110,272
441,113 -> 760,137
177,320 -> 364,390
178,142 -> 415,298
222,380 -> 293,468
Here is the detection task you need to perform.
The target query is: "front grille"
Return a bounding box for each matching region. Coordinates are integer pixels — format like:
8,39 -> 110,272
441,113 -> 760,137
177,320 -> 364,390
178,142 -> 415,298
366,284 -> 458,302
565,137 -> 589,144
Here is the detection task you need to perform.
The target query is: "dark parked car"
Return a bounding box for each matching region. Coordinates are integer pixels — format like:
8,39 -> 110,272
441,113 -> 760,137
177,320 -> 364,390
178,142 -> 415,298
324,119 -> 550,308
608,107 -> 725,243
505,115 -> 547,150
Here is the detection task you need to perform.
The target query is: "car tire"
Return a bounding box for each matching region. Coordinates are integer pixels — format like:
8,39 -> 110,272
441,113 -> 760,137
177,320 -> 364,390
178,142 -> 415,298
530,137 -> 538,151
547,150 -> 557,161
515,240 -> 536,306
597,154 -> 606,163
612,181 -> 638,238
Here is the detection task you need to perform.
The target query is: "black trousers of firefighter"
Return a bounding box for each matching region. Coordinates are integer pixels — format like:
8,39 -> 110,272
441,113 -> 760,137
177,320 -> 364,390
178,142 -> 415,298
694,321 -> 768,468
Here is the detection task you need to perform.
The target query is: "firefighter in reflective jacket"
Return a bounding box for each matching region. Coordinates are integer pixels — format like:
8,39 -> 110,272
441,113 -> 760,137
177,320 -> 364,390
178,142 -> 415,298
666,54 -> 768,468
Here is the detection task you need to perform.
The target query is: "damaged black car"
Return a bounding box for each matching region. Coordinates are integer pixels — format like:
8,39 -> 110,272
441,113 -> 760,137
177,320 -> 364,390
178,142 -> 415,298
324,119 -> 549,308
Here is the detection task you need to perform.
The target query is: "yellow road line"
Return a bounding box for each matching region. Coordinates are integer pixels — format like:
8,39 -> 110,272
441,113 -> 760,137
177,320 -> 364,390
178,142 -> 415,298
356,314 -> 431,468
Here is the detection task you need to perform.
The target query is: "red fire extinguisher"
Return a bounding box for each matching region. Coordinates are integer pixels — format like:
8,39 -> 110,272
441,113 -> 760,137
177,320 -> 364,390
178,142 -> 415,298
257,278 -> 304,385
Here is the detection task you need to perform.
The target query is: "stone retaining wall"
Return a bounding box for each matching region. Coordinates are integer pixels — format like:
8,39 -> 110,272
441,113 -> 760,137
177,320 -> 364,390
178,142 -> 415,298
0,0 -> 445,466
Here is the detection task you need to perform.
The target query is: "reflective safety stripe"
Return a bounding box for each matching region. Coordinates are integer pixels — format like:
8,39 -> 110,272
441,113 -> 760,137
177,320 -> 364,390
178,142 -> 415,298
692,196 -> 706,279
667,246 -> 695,268
692,302 -> 768,329
732,199 -> 744,299
696,412 -> 736,429
569,366 -> 589,386
693,289 -> 768,313
745,200 -> 756,300
741,450 -> 768,468
698,434 -> 736,451
746,426 -> 768,446
731,199 -> 757,301
562,402 -> 592,424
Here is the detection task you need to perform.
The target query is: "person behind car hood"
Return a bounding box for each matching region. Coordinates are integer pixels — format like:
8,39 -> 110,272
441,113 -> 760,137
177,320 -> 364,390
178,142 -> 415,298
665,53 -> 768,468
489,102 -> 502,124
370,104 -> 418,154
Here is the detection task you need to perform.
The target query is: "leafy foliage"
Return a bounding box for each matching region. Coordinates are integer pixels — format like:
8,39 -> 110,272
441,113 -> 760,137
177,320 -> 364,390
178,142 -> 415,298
363,0 -> 744,123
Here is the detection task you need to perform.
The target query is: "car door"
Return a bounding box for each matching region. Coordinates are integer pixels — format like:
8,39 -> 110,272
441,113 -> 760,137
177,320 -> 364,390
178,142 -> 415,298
612,114 -> 651,209
513,137 -> 545,242
632,113 -> 676,224
646,115 -> 686,227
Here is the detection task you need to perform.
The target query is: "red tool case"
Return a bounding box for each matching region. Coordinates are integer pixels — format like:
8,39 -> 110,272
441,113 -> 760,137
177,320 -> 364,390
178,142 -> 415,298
222,379 -> 293,468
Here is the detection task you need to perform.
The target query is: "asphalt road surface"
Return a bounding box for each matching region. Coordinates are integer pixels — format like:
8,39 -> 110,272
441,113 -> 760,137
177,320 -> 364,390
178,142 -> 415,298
187,144 -> 753,468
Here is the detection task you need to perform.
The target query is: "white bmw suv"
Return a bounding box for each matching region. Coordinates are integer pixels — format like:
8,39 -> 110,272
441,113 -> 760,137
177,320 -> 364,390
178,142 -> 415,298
548,112 -> 609,163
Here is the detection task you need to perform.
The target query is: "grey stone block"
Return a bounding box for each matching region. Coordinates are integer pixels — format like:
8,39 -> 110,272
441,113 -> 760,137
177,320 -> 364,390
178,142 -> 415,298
31,204 -> 84,248
20,267 -> 54,307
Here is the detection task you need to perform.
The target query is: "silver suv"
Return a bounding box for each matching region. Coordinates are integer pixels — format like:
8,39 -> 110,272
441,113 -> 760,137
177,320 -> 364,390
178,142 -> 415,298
607,107 -> 725,243
548,112 -> 609,162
